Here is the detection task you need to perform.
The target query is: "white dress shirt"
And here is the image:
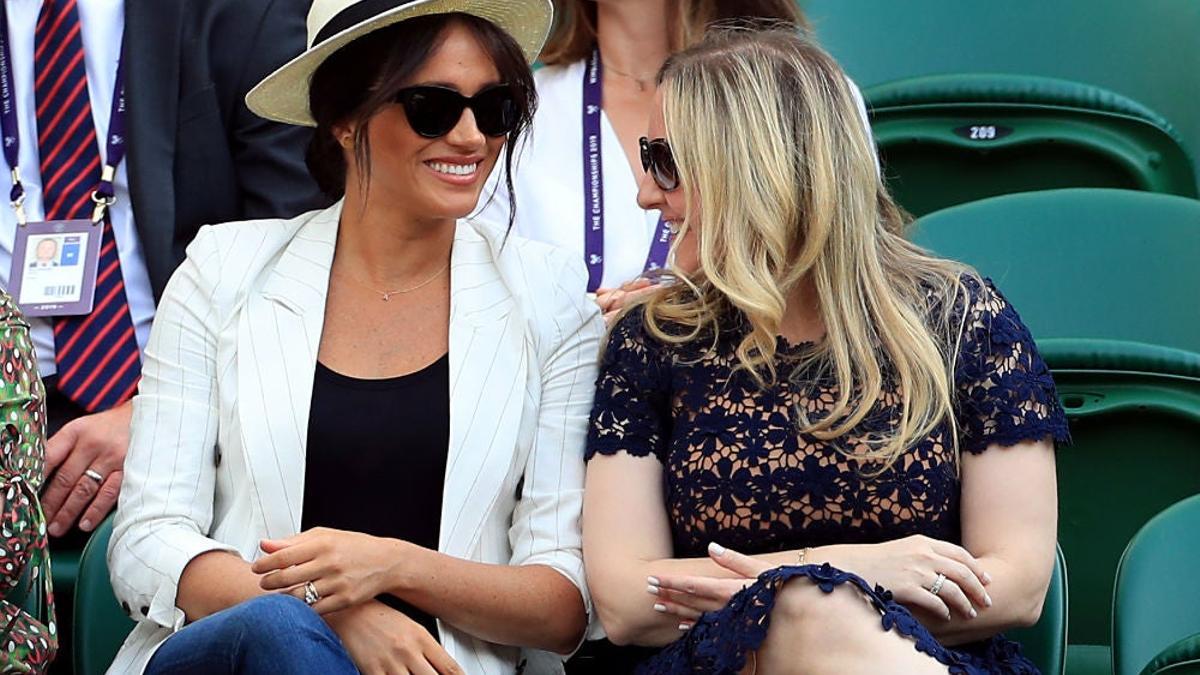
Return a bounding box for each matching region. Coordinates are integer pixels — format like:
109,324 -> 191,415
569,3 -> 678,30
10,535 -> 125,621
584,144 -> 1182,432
474,59 -> 878,292
1,0 -> 155,377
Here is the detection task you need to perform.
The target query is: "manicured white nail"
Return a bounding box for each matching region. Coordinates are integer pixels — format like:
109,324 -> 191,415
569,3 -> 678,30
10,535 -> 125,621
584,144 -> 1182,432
647,584 -> 660,596
708,542 -> 726,556
647,576 -> 661,586
678,623 -> 691,631
653,603 -> 666,613
983,572 -> 993,584
984,593 -> 993,607
969,608 -> 978,619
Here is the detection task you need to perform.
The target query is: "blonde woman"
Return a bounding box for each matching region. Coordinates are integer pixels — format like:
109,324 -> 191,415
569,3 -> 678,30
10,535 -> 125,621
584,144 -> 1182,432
583,29 -> 1068,674
474,0 -> 818,322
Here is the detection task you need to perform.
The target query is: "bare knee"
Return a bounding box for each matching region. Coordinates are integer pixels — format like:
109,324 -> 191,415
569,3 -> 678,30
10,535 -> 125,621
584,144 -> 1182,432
768,580 -> 873,647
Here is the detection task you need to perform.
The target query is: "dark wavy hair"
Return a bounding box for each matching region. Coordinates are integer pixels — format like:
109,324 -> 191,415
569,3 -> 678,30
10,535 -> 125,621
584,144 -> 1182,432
306,13 -> 537,230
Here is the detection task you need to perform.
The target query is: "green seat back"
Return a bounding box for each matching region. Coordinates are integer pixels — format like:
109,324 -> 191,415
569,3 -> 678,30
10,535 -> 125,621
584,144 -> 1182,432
864,74 -> 1195,216
1032,340 -> 1200,652
1008,545 -> 1069,675
910,188 -> 1200,354
74,517 -> 136,675
798,0 -> 1200,191
1114,495 -> 1200,675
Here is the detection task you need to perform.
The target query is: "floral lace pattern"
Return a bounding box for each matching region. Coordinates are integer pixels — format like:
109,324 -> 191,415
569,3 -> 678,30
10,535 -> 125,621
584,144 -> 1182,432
641,564 -> 1039,675
587,276 -> 1068,672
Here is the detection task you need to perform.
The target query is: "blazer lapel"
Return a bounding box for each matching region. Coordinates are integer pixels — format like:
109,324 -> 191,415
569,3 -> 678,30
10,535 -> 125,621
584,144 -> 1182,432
440,222 -> 528,558
123,0 -> 184,300
236,203 -> 341,539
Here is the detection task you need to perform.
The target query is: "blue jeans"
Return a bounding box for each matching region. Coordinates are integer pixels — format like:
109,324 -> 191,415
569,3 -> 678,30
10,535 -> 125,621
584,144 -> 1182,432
144,594 -> 358,674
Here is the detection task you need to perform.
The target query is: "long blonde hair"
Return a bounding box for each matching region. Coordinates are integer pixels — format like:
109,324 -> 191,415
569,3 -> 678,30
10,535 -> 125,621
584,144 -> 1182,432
646,28 -> 974,472
540,0 -> 808,66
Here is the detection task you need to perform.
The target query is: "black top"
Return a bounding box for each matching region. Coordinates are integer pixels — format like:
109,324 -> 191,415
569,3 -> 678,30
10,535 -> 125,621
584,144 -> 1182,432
302,354 -> 450,639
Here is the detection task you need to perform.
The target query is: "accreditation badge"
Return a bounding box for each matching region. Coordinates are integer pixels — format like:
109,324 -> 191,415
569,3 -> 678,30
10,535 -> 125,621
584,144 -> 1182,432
7,219 -> 102,317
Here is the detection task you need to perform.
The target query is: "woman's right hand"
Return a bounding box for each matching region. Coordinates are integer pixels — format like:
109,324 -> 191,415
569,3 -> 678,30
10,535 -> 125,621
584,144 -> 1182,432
595,277 -> 658,324
823,535 -> 993,621
325,599 -> 462,675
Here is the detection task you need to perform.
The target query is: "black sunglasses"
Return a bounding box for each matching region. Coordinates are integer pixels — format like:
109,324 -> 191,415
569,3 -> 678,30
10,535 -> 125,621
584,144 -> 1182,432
639,137 -> 679,191
394,84 -> 519,139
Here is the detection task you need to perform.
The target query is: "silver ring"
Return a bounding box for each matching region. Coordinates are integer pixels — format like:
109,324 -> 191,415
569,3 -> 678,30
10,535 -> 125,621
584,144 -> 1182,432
303,581 -> 320,606
83,469 -> 104,484
929,573 -> 946,596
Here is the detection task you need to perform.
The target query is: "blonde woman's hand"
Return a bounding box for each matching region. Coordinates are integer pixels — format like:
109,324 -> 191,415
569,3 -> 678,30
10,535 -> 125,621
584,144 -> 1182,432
253,527 -> 408,614
326,599 -> 462,675
648,543 -> 767,626
822,535 -> 994,621
595,277 -> 658,324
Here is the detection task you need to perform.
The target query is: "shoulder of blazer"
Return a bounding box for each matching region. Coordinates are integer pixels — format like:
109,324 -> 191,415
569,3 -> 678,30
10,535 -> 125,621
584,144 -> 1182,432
463,217 -> 599,359
180,205 -> 336,318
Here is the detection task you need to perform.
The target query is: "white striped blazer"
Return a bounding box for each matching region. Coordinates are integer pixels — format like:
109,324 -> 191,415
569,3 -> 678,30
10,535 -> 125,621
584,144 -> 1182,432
106,201 -> 604,674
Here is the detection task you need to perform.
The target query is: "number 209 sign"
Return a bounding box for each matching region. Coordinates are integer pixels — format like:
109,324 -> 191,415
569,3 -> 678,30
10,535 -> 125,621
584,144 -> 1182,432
953,124 -> 1014,141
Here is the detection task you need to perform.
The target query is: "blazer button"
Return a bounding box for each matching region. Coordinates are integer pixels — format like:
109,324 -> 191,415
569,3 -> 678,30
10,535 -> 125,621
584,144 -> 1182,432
121,601 -> 132,617
215,451 -> 222,468
140,606 -> 149,616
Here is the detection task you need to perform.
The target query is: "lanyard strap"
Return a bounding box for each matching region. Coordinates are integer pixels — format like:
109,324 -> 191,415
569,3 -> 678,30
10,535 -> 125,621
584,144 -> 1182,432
0,0 -> 25,223
581,48 -> 672,292
0,6 -> 127,226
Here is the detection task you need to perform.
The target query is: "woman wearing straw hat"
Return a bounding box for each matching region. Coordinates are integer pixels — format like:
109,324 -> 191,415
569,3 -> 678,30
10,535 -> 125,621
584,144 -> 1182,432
106,1 -> 602,673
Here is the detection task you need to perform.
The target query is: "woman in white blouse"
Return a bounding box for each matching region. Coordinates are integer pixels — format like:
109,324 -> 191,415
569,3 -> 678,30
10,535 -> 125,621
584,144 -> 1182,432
106,1 -> 603,674
475,1 -> 818,321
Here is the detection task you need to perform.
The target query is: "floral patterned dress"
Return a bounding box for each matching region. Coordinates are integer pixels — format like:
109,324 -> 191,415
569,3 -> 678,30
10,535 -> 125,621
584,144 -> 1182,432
587,276 -> 1070,674
0,293 -> 56,673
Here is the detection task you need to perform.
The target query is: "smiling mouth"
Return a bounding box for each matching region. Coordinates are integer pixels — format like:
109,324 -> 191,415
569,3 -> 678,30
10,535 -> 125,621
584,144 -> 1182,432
666,220 -> 682,234
426,161 -> 479,177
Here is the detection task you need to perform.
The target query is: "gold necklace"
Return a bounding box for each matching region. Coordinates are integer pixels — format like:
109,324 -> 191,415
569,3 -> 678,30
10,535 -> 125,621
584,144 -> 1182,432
603,63 -> 658,92
347,262 -> 449,301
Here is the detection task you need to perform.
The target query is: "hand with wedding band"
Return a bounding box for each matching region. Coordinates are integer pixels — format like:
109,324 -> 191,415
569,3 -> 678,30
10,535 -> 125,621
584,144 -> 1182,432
823,534 -> 994,621
41,401 -> 134,535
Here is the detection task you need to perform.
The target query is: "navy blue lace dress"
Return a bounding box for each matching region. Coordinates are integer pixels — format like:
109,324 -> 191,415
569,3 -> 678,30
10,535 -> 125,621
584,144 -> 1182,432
586,277 -> 1071,674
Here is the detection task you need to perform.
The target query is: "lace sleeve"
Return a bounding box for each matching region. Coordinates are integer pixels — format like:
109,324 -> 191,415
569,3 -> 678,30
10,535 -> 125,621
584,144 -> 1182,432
953,277 -> 1071,454
586,309 -> 672,463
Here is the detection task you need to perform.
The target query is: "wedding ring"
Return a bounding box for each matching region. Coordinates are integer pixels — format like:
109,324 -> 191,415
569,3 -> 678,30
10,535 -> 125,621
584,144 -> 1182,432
303,581 -> 320,606
928,573 -> 946,596
83,469 -> 104,484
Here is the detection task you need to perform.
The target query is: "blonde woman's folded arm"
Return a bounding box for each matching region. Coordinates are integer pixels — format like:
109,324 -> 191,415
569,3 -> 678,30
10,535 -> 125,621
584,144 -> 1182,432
108,227 -> 258,630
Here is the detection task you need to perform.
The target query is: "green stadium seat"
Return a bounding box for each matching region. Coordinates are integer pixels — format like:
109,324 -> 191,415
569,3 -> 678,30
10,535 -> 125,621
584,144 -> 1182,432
1113,495 -> 1200,675
1008,545 -> 1069,675
74,517 -> 135,675
798,0 -> 1200,191
1033,339 -> 1200,673
909,188 -> 1200,354
865,74 -> 1195,216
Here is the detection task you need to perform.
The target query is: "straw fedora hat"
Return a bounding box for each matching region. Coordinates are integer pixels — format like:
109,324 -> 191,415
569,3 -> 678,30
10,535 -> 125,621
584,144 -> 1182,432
246,0 -> 553,127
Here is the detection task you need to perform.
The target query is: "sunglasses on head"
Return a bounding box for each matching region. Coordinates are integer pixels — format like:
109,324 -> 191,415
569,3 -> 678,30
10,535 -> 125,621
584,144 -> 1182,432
394,84 -> 519,139
639,137 -> 679,191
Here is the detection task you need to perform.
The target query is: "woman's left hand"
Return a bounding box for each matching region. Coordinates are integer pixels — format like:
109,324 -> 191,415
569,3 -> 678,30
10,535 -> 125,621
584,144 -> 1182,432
252,527 -> 408,614
649,543 -> 769,625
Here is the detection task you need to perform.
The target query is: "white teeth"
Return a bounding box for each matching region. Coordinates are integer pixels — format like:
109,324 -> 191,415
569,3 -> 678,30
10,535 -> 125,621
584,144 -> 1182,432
667,221 -> 682,234
428,161 -> 478,176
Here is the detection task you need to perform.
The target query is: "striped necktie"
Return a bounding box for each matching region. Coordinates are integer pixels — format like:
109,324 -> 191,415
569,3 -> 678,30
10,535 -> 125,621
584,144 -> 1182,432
35,0 -> 141,412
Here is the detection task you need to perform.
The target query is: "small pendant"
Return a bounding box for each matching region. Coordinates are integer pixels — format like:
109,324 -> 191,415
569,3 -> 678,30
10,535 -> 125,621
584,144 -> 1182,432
381,292 -> 393,302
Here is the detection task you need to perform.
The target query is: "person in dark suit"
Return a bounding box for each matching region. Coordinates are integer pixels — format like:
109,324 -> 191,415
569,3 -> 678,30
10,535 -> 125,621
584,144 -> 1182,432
11,0 -> 327,540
